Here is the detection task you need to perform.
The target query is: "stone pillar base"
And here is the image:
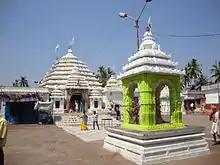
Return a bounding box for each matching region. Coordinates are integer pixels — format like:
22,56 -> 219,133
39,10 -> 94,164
103,127 -> 210,165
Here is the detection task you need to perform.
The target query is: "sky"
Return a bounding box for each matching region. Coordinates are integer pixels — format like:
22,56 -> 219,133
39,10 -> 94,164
0,0 -> 220,86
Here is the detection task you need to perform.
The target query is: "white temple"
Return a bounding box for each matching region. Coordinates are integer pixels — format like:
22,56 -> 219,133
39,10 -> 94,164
38,45 -> 103,112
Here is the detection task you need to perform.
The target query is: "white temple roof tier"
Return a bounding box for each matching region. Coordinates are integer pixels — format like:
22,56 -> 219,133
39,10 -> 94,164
106,75 -> 119,87
118,18 -> 184,80
38,47 -> 102,90
89,89 -> 102,98
50,87 -> 65,98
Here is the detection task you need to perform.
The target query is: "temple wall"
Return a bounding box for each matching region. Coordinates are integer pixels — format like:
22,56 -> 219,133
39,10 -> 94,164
205,93 -> 219,104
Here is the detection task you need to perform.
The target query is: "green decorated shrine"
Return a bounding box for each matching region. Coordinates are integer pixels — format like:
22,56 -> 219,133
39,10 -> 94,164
121,73 -> 184,130
119,18 -> 185,131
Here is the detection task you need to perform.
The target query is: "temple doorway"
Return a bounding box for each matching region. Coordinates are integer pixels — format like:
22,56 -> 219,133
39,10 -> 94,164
128,81 -> 141,125
155,84 -> 171,124
159,85 -> 170,123
70,93 -> 82,111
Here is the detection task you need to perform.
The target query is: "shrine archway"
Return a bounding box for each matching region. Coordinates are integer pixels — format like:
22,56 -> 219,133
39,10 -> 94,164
154,80 -> 176,124
127,81 -> 141,124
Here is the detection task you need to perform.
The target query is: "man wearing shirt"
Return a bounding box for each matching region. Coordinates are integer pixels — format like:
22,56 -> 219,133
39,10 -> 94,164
93,111 -> 99,130
0,114 -> 8,165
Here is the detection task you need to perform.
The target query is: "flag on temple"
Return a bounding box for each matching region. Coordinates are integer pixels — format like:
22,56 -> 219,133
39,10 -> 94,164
146,16 -> 152,32
55,44 -> 59,53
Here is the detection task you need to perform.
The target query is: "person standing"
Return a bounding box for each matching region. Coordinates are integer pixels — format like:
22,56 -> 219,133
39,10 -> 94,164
75,101 -> 79,113
210,108 -> 220,145
0,114 -> 8,165
93,111 -> 99,130
115,107 -> 121,121
79,101 -> 84,112
80,111 -> 88,131
190,102 -> 194,113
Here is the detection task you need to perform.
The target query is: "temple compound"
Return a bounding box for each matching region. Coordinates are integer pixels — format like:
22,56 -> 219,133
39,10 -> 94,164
103,18 -> 210,165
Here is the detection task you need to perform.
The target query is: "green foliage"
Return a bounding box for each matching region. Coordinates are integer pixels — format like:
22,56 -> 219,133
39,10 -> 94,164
12,76 -> 29,87
96,66 -> 116,87
181,58 -> 209,90
210,60 -> 220,83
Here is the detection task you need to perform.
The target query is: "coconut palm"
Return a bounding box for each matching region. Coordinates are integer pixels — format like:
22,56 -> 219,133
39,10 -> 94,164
19,76 -> 29,87
193,74 -> 209,90
96,66 -> 116,87
187,59 -> 202,86
12,80 -> 19,87
181,65 -> 191,90
210,60 -> 220,83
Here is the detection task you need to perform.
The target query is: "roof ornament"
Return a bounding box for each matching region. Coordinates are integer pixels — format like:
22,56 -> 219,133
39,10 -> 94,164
54,44 -> 60,62
146,16 -> 152,32
68,37 -> 75,50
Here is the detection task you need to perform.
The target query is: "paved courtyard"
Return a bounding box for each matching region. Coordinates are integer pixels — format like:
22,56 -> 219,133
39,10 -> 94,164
5,115 -> 220,165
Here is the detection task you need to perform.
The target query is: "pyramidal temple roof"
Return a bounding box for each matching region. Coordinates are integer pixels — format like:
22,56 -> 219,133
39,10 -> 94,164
118,17 -> 184,79
39,47 -> 102,90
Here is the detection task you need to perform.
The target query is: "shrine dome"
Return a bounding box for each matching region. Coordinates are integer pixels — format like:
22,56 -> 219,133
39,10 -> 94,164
106,75 -> 119,87
118,17 -> 184,79
39,47 -> 102,90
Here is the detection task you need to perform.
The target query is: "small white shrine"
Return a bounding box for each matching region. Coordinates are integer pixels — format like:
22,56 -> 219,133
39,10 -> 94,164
50,88 -> 65,114
102,75 -> 123,111
89,89 -> 102,113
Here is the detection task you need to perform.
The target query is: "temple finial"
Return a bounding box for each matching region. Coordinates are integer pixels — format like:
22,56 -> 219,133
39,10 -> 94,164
146,16 -> 152,32
68,37 -> 75,50
55,44 -> 59,53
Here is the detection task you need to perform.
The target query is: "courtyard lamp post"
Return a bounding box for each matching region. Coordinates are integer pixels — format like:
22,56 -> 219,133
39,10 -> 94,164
119,0 -> 152,51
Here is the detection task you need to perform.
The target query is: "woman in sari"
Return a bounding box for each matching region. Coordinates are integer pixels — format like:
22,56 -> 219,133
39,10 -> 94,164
80,111 -> 88,131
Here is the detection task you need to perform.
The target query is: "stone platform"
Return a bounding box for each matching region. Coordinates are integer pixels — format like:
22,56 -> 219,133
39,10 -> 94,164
103,126 -> 210,165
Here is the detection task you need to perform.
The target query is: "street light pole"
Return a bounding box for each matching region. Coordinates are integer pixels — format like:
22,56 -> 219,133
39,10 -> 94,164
135,20 -> 140,51
119,0 -> 152,51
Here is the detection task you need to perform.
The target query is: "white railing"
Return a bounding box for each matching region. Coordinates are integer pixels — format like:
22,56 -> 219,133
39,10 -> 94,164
0,86 -> 50,93
201,83 -> 220,91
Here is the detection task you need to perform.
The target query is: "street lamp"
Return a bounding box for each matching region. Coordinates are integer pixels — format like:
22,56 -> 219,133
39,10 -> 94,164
119,0 -> 152,51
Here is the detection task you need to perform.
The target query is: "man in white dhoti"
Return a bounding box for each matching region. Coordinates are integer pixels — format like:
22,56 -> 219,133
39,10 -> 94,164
210,108 -> 220,145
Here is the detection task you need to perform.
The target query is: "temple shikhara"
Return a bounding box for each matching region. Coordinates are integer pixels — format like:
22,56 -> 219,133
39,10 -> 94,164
38,45 -> 103,113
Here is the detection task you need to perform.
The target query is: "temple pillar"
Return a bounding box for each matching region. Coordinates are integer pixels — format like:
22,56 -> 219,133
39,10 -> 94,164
139,79 -> 155,126
122,84 -> 133,124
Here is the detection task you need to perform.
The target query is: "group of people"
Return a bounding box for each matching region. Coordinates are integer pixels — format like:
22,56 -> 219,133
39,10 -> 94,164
71,100 -> 85,113
79,111 -> 100,131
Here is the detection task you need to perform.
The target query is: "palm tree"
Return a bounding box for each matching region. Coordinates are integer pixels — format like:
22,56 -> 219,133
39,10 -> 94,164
12,80 -> 19,87
187,59 -> 202,86
181,65 -> 191,90
193,74 -> 209,90
96,66 -> 116,87
210,60 -> 220,83
107,67 -> 116,80
19,76 -> 29,87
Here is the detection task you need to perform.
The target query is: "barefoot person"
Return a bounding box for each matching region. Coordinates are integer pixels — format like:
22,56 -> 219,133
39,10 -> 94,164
210,108 -> 220,145
0,114 -> 8,165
